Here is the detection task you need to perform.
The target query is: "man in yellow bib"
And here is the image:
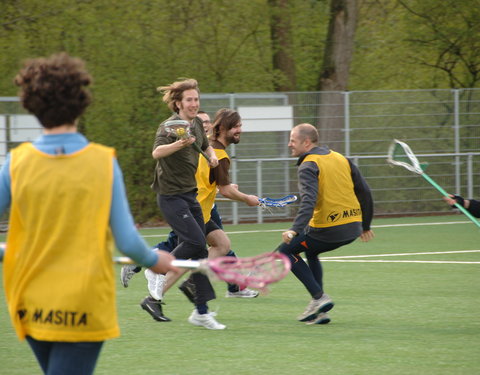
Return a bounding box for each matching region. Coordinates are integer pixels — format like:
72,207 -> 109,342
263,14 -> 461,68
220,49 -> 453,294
185,108 -> 260,297
279,123 -> 375,325
136,109 -> 260,324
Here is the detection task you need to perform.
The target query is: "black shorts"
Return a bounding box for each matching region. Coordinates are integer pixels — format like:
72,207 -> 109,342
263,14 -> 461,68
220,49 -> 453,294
205,219 -> 221,236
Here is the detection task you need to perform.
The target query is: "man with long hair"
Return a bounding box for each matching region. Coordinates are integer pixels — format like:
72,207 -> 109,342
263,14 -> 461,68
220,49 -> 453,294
148,79 -> 225,329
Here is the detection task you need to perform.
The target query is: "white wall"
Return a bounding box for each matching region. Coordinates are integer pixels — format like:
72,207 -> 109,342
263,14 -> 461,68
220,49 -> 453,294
0,115 -> 42,165
238,106 -> 293,132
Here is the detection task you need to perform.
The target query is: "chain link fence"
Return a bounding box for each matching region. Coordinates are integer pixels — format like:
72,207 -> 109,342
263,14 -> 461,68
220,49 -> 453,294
200,89 -> 480,223
1,89 -> 480,224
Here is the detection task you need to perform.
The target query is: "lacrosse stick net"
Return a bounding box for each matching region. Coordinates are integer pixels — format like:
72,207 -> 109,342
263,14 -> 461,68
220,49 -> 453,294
176,252 -> 291,291
259,194 -> 298,210
162,119 -> 210,162
115,252 -> 291,292
387,139 -> 424,174
387,139 -> 480,228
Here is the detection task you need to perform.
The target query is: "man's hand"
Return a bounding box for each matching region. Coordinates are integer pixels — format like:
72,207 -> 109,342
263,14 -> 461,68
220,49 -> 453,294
282,230 -> 297,244
208,154 -> 219,168
360,230 -> 374,242
179,136 -> 196,147
245,194 -> 260,206
149,250 -> 179,274
443,194 -> 469,209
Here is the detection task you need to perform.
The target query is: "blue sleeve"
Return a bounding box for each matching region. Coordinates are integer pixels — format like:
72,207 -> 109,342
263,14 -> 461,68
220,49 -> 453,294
110,159 -> 158,267
0,154 -> 12,216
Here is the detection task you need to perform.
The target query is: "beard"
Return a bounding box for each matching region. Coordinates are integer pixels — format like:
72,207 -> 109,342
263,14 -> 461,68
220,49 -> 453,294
227,133 -> 240,144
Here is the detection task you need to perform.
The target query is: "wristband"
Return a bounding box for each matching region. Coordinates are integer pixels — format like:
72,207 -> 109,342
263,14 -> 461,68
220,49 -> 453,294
451,195 -> 465,208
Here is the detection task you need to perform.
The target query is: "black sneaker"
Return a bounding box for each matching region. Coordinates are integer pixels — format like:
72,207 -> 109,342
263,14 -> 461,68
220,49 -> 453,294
305,312 -> 331,325
140,296 -> 171,322
178,279 -> 196,304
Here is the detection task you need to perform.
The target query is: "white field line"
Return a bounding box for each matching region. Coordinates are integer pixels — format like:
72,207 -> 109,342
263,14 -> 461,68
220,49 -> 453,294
141,220 -> 471,238
321,249 -> 480,265
113,250 -> 480,265
323,249 -> 480,259
139,221 -> 480,264
113,257 -> 479,265
321,260 -> 480,264
372,221 -> 470,228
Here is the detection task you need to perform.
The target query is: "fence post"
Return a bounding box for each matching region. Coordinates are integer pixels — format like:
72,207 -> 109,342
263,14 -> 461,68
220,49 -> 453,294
256,160 -> 263,224
453,89 -> 461,194
467,153 -> 473,198
344,91 -> 351,157
231,158 -> 239,225
229,93 -> 235,109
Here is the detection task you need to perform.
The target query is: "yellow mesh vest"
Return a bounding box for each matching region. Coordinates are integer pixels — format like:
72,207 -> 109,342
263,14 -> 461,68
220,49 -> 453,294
304,152 -> 362,228
195,149 -> 229,223
4,142 -> 118,342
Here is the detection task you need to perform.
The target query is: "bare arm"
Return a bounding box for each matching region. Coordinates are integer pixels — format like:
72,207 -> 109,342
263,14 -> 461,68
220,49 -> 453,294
217,183 -> 259,206
205,145 -> 219,168
152,137 -> 195,159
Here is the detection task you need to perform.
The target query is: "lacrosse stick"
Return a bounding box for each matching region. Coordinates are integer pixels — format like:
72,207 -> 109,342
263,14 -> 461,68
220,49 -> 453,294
259,194 -> 298,209
163,119 -> 210,162
387,139 -> 480,228
114,252 -> 291,291
0,241 -> 290,290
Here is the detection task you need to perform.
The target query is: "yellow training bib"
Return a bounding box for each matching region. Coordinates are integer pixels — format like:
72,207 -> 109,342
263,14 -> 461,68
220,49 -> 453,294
303,152 -> 362,228
4,142 -> 118,342
195,148 -> 229,222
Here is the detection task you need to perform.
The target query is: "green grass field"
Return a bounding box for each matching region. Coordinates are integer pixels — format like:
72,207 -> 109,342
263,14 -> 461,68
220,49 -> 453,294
1,215 -> 479,374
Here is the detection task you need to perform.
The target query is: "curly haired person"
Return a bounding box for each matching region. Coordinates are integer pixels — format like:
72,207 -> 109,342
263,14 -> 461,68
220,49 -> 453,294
0,53 -> 176,375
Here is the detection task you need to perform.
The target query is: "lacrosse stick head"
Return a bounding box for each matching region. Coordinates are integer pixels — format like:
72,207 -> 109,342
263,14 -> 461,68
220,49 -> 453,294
162,119 -> 193,139
206,252 -> 291,293
259,195 -> 298,209
162,119 -> 211,162
387,139 -> 427,174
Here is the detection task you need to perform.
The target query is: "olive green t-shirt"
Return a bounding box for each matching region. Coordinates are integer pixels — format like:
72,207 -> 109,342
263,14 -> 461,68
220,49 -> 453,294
151,114 -> 209,195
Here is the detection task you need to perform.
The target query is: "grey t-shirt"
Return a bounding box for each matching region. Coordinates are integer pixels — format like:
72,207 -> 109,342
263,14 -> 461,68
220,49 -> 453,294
151,114 -> 209,195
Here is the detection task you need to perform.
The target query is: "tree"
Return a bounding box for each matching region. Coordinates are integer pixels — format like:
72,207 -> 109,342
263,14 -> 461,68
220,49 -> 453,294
3,0 -> 476,222
316,0 -> 359,151
268,0 -> 296,91
398,0 -> 480,89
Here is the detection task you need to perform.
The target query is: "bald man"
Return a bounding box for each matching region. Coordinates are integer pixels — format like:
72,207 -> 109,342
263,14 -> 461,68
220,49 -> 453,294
279,123 -> 374,325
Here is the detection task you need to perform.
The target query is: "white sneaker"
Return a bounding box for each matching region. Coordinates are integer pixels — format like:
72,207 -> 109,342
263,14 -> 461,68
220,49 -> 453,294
144,269 -> 166,301
225,288 -> 259,298
297,294 -> 334,322
188,310 -> 226,330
